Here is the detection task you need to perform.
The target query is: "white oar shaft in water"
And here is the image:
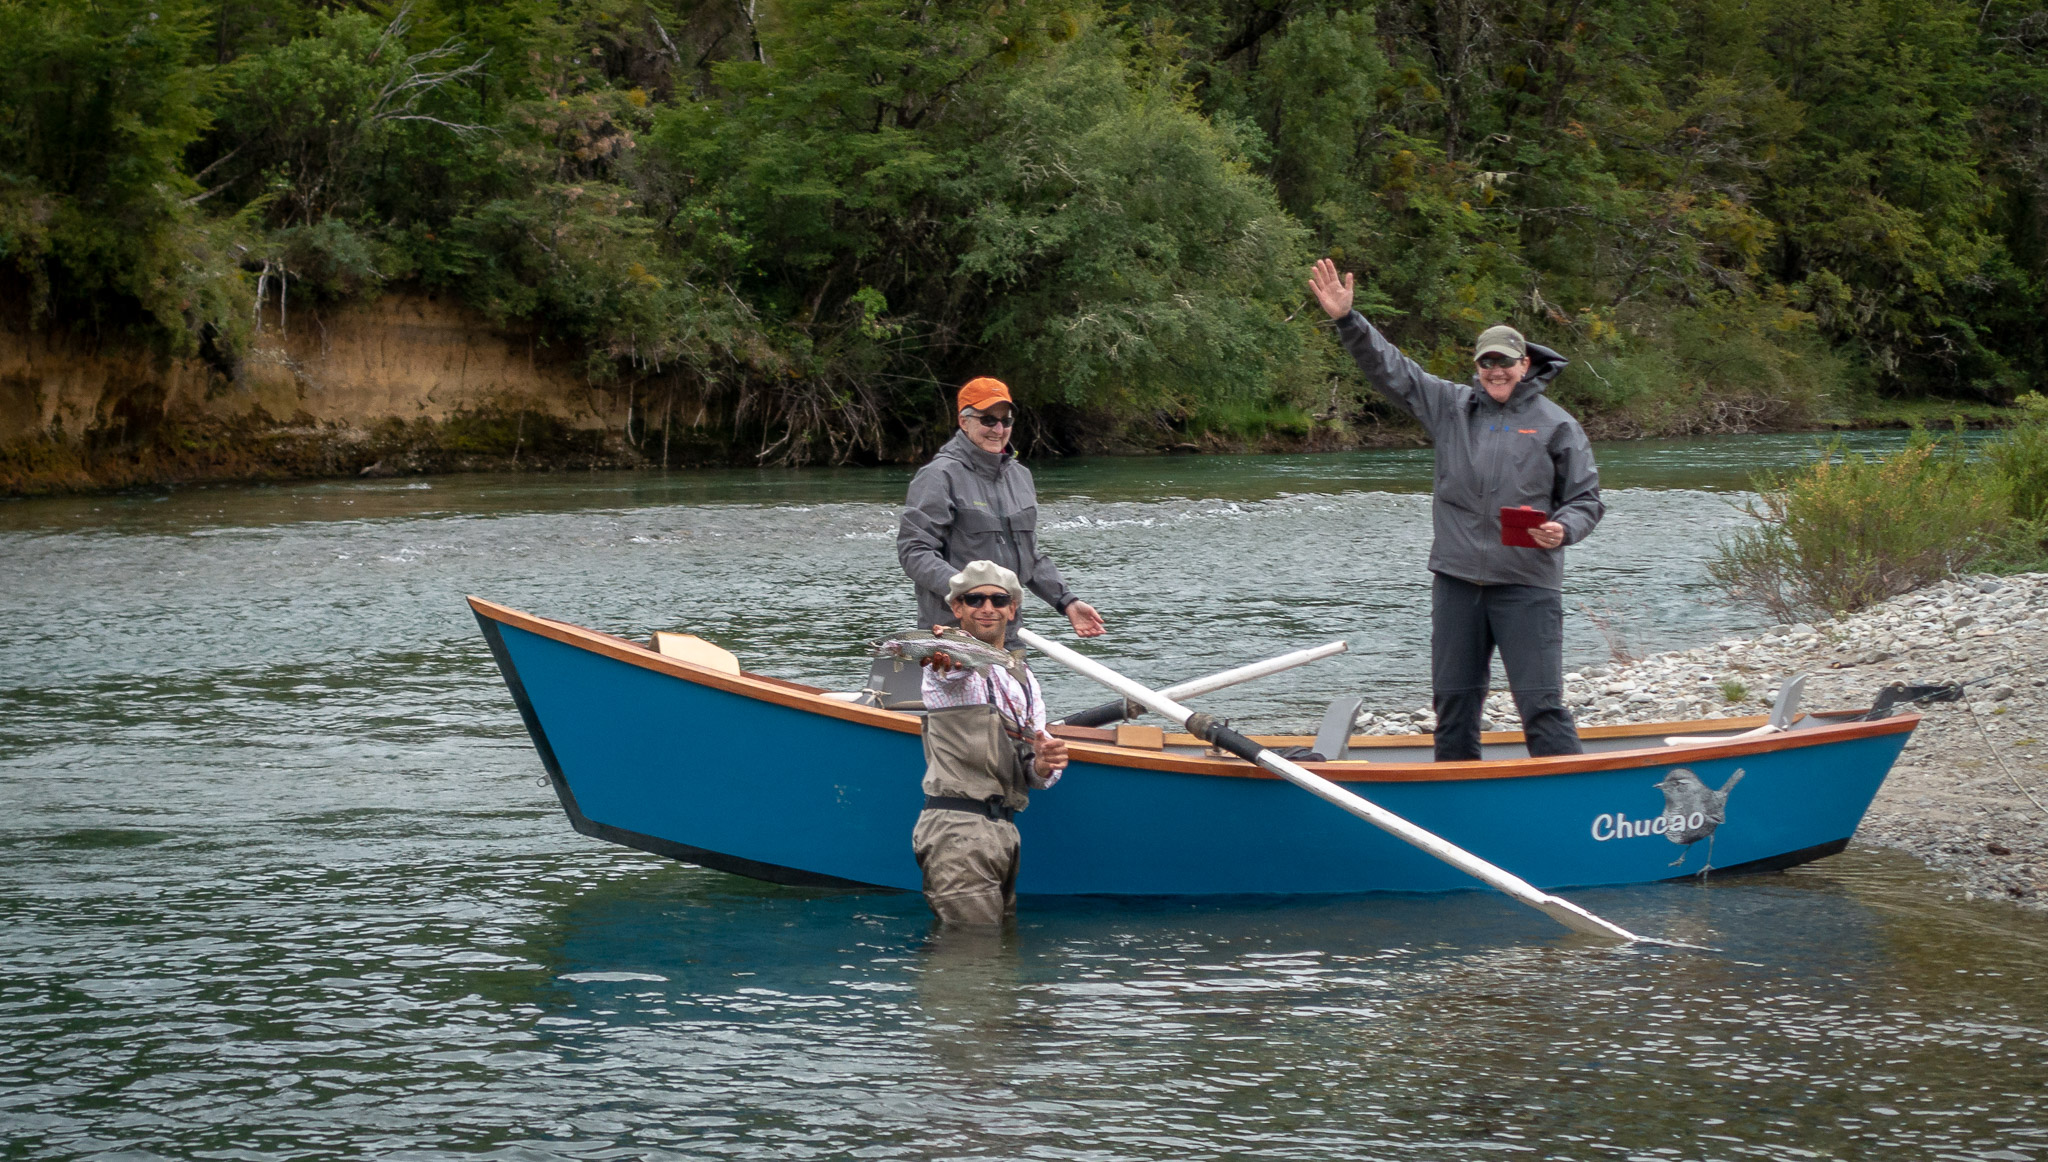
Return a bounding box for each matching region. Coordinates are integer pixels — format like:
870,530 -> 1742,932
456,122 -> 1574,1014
1019,628 -> 1643,943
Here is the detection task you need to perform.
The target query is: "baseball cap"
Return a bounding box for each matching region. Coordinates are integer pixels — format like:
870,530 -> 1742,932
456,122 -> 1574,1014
1473,325 -> 1528,361
957,377 -> 1013,413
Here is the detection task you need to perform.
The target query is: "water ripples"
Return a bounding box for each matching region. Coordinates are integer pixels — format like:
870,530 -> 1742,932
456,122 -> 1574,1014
3,457 -> 2045,1158
5,838 -> 2045,1158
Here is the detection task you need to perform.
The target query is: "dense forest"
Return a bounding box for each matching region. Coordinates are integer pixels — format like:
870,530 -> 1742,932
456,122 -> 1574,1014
4,0 -> 2045,463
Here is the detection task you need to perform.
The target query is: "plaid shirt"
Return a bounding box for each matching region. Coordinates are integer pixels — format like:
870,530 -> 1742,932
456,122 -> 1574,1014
921,661 -> 1062,789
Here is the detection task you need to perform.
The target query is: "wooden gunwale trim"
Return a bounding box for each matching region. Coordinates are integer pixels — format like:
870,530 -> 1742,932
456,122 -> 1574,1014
739,671 -> 827,695
1060,713 -> 1917,781
468,596 -> 923,735
471,597 -> 1918,782
1148,716 -> 1780,751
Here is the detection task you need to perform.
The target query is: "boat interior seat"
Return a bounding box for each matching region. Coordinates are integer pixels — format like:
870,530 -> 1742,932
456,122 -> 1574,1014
1663,673 -> 1809,746
1314,695 -> 1365,762
1769,674 -> 1808,729
854,656 -> 927,711
651,631 -> 741,675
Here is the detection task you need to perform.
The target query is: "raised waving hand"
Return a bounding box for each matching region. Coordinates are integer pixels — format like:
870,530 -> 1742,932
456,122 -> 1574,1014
1308,258 -> 1355,320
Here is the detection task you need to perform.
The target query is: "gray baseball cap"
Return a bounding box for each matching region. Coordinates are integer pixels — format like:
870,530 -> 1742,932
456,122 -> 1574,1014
1474,325 -> 1528,361
947,560 -> 1024,604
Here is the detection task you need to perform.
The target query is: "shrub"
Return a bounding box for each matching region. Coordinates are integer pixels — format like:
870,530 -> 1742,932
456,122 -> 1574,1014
1986,395 -> 2048,522
1185,400 -> 1314,441
1710,429 -> 2011,621
1983,394 -> 2048,567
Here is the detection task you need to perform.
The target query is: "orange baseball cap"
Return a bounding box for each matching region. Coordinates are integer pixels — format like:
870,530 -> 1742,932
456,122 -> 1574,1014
956,377 -> 1013,413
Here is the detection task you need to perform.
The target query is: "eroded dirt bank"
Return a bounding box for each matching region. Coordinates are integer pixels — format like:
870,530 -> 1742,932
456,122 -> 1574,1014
0,296 -> 677,495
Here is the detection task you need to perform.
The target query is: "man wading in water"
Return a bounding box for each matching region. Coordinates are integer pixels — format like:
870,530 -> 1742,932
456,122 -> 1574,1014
912,561 -> 1068,925
1308,258 -> 1604,761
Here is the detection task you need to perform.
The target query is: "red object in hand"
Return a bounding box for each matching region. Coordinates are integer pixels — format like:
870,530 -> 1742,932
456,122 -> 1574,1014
1500,506 -> 1549,548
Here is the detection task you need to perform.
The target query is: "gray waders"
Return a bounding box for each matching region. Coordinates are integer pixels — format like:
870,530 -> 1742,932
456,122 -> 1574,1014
914,702 -> 1034,926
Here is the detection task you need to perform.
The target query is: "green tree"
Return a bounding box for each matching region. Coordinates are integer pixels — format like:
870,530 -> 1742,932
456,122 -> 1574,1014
958,27 -> 1314,414
0,0 -> 241,350
11,0 -> 2048,475
1759,0 -> 2024,397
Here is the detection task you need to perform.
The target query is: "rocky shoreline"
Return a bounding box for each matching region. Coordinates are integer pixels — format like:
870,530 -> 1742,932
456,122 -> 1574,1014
1358,573 -> 2048,912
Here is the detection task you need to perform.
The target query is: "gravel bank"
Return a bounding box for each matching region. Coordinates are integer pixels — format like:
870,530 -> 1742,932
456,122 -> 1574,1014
1358,573 -> 2048,911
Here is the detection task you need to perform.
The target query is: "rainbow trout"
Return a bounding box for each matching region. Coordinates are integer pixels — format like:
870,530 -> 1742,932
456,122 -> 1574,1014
873,629 -> 1019,676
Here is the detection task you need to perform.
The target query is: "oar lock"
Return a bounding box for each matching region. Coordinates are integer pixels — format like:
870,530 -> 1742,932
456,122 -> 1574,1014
1186,713 -> 1264,763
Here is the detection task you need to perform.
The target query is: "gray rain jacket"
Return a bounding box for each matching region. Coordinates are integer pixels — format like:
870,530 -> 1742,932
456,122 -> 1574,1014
1336,311 -> 1603,590
898,430 -> 1078,631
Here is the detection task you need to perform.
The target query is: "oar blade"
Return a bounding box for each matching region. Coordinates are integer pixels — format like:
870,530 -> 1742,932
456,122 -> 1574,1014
1531,896 -> 1641,942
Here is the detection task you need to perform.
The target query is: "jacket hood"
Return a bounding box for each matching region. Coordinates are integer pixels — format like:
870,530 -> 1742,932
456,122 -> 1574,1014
1473,341 -> 1568,407
936,427 -> 1011,480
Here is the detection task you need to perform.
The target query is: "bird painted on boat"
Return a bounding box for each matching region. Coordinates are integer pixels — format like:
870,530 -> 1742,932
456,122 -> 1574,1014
1655,767 -> 1745,847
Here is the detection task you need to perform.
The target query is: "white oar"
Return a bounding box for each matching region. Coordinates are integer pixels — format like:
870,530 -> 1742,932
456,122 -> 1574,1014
1057,640 -> 1349,727
1020,628 -> 1650,944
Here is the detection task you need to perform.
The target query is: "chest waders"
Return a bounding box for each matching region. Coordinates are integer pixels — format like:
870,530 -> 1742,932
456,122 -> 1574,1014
920,697 -> 1034,812
913,697 -> 1037,925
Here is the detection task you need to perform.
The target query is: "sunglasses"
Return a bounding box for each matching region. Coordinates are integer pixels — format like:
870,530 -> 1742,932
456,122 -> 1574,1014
968,413 -> 1016,429
1476,353 -> 1523,370
957,591 -> 1014,608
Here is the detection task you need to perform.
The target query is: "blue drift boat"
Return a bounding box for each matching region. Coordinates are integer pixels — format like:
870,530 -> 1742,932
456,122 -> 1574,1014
472,597 -> 1918,896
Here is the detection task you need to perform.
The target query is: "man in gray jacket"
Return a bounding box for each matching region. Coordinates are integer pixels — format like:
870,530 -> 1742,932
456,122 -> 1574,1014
1309,258 -> 1603,761
898,377 -> 1105,644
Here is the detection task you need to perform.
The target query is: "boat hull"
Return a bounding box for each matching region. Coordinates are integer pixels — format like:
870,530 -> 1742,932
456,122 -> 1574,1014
476,599 -> 1915,896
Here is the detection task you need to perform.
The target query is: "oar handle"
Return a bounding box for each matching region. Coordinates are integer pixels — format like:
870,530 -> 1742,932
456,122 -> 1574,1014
1058,698 -> 1138,729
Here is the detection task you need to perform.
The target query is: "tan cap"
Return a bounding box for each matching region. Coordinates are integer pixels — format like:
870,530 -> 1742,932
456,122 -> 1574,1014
1473,325 -> 1528,361
947,560 -> 1024,605
957,377 -> 1013,413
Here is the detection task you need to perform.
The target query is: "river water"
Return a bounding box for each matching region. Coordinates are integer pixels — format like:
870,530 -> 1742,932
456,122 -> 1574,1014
3,433 -> 2043,1159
